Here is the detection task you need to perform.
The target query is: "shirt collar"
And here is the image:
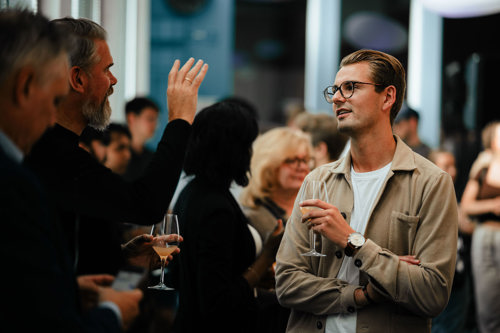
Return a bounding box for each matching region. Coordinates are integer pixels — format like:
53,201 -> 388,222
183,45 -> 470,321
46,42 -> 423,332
0,130 -> 23,163
328,134 -> 417,175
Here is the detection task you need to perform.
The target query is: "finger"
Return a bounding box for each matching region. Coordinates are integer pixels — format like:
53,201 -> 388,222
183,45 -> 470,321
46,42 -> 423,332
93,274 -> 115,286
300,199 -> 329,209
177,57 -> 195,82
185,59 -> 203,82
191,63 -> 208,89
168,59 -> 180,88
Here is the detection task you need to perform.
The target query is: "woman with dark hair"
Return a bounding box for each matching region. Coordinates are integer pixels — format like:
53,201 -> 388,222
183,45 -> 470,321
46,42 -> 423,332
172,101 -> 284,333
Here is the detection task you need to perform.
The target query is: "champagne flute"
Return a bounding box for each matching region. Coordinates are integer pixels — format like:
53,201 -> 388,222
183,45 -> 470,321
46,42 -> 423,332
300,180 -> 327,257
148,213 -> 180,290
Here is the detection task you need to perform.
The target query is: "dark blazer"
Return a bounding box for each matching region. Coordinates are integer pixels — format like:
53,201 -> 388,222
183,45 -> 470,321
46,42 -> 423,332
0,146 -> 120,332
24,120 -> 190,272
172,177 -> 258,333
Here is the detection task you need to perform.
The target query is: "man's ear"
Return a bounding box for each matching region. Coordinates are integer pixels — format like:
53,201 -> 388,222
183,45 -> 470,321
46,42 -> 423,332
382,85 -> 397,112
14,66 -> 36,107
69,66 -> 86,93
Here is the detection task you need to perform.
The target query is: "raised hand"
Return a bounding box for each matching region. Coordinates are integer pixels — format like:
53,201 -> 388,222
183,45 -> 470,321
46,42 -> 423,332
167,58 -> 209,124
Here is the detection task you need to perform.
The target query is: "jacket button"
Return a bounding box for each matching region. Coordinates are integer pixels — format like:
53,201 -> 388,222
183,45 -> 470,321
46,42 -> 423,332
347,306 -> 355,313
316,321 -> 323,329
335,250 -> 342,258
354,259 -> 362,267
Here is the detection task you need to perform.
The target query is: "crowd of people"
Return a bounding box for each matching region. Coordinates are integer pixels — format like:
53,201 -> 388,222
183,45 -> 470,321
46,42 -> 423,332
1,7 -> 499,333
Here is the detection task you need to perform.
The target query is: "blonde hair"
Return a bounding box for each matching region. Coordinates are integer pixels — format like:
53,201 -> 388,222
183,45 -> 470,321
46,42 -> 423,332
240,127 -> 312,208
481,121 -> 500,150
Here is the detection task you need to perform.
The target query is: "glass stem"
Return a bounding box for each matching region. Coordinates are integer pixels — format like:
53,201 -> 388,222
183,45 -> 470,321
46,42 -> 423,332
310,229 -> 316,252
159,258 -> 166,285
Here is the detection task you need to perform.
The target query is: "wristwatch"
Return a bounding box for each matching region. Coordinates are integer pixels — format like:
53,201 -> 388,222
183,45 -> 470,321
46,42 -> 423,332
344,232 -> 365,257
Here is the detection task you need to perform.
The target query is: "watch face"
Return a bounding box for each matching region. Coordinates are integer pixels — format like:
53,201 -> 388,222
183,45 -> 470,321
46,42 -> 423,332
349,233 -> 365,247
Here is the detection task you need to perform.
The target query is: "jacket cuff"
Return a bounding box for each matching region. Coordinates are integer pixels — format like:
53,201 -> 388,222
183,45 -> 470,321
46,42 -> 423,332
340,284 -> 361,313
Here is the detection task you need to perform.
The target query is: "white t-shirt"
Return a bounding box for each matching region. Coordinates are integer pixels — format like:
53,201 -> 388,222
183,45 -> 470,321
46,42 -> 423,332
326,162 -> 392,333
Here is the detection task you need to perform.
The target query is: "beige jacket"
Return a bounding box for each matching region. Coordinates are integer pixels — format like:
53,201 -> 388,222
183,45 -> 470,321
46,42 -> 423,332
275,137 -> 458,333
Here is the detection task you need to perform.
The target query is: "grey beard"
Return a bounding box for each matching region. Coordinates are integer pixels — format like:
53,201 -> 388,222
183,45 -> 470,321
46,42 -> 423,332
82,98 -> 111,130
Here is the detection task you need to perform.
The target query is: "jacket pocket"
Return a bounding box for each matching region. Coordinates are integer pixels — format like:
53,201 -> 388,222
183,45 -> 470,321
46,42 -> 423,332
388,211 -> 419,254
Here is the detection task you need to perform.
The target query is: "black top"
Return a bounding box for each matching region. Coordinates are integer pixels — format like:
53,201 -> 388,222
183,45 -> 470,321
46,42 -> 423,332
0,146 -> 120,332
123,148 -> 154,182
172,177 -> 258,333
24,120 -> 191,270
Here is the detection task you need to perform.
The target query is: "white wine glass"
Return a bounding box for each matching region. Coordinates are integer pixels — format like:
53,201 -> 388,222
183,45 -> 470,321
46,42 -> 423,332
300,180 -> 327,257
148,213 -> 180,290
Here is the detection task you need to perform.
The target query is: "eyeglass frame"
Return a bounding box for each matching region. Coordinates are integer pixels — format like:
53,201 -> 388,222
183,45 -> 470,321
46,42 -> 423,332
323,81 -> 387,104
282,156 -> 314,169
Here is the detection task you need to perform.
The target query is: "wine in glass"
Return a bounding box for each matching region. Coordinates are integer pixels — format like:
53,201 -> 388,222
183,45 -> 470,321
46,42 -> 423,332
148,213 -> 180,290
300,180 -> 327,257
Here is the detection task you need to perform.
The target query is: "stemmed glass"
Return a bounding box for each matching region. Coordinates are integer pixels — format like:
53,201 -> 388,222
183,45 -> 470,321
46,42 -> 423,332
300,180 -> 327,257
148,213 -> 180,290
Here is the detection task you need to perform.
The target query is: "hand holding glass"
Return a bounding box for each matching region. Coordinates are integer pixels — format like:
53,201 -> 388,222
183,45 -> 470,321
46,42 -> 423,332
300,180 -> 327,257
148,213 -> 180,290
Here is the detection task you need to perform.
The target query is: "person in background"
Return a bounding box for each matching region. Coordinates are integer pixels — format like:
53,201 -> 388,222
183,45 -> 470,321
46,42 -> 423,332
79,126 -> 108,164
429,149 -> 477,333
0,8 -> 142,332
294,112 -> 349,167
240,126 -> 313,332
241,127 -> 312,241
393,104 -> 431,158
461,121 -> 500,333
275,49 -> 457,333
103,123 -> 132,176
123,97 -> 159,181
171,101 -> 284,333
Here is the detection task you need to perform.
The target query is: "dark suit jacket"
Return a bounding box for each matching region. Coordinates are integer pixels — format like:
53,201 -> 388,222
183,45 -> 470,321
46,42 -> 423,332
0,146 -> 120,332
172,177 -> 258,333
24,120 -> 190,273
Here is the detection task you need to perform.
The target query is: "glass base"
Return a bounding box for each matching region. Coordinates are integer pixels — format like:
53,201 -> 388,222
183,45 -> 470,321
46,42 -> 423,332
301,250 -> 326,257
148,283 -> 174,290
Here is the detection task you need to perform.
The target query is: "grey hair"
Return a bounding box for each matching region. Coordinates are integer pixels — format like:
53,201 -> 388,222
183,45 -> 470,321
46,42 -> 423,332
51,17 -> 107,71
0,9 -> 71,86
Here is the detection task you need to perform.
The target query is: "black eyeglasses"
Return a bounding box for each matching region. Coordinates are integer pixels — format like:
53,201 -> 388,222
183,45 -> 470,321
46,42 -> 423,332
283,157 -> 314,169
323,81 -> 386,103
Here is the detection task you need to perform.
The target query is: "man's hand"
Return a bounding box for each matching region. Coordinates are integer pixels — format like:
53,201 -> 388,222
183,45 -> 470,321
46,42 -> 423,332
301,199 -> 355,248
167,58 -> 209,124
123,233 -> 183,269
77,274 -> 115,312
399,255 -> 420,265
98,287 -> 143,331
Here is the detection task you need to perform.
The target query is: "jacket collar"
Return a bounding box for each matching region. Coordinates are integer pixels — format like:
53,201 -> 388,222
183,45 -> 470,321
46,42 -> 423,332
329,135 -> 417,175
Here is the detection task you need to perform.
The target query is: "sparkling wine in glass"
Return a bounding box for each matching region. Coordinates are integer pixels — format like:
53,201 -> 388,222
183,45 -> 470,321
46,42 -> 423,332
148,213 -> 180,290
300,180 -> 327,257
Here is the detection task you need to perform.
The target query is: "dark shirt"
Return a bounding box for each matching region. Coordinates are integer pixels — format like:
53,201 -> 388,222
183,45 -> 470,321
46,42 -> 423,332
172,177 -> 258,333
123,148 -> 154,182
474,167 -> 500,222
24,120 -> 190,271
0,146 -> 120,333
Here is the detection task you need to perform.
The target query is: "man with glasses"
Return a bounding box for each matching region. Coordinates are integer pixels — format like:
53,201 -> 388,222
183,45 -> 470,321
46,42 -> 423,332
275,49 -> 458,333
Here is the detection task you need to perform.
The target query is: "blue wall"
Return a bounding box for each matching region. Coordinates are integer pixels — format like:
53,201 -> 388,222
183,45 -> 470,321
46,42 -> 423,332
148,0 -> 234,148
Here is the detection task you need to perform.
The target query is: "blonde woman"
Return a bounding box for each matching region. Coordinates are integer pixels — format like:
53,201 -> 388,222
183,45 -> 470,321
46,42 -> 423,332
461,121 -> 500,333
241,127 -> 313,243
